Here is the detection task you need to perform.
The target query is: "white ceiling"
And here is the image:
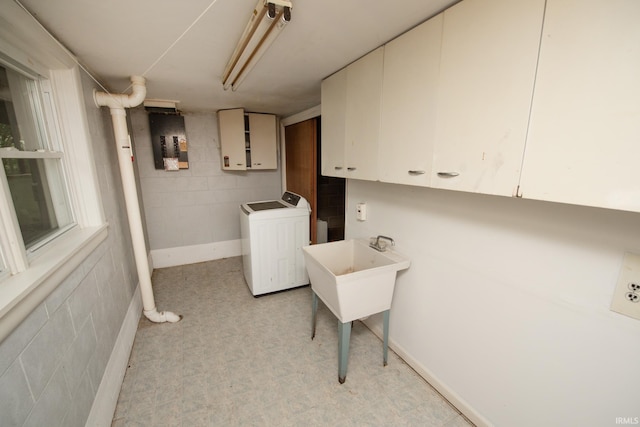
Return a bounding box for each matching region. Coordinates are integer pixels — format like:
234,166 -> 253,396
19,0 -> 458,117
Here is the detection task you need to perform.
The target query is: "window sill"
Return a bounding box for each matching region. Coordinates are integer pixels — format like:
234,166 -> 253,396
0,224 -> 108,342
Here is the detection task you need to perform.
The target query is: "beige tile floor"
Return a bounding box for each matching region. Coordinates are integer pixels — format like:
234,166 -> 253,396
112,257 -> 474,427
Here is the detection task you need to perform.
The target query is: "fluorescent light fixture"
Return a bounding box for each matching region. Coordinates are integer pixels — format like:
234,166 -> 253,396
222,0 -> 292,91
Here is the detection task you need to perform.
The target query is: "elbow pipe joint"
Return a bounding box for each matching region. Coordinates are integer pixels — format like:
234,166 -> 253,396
94,75 -> 146,109
144,308 -> 182,323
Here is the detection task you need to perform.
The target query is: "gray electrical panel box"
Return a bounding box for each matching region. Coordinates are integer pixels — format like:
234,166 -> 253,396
148,111 -> 188,170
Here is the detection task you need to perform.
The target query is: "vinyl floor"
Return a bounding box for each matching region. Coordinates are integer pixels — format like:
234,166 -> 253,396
111,256 -> 474,427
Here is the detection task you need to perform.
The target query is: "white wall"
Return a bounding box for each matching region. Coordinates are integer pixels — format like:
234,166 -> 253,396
346,180 -> 640,427
130,110 -> 282,267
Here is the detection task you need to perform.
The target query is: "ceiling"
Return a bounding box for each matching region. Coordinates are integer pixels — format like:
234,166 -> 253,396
19,0 -> 458,117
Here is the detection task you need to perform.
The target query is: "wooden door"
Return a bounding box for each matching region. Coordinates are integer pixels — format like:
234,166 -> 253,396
285,118 -> 317,243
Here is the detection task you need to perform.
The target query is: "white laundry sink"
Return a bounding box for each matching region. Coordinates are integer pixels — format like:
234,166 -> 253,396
302,239 -> 410,323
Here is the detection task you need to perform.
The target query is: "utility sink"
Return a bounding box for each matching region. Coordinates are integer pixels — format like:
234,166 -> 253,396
302,238 -> 410,383
302,239 -> 410,323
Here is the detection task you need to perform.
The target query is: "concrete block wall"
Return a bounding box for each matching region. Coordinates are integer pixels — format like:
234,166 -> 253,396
130,109 -> 282,252
0,71 -> 141,426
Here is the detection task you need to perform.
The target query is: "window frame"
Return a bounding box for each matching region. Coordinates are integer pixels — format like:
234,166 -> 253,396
0,2 -> 108,342
0,59 -> 78,256
0,62 -> 77,265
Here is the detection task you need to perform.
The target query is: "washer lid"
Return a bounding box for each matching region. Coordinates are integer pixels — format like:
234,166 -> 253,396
247,200 -> 288,211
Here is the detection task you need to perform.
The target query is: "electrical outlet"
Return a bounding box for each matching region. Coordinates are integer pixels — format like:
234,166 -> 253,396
628,282 -> 640,292
625,292 -> 639,303
610,252 -> 640,320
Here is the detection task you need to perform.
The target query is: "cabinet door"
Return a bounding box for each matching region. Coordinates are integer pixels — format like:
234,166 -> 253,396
379,15 -> 442,186
519,0 -> 640,212
344,47 -> 384,180
320,68 -> 347,177
431,0 -> 545,196
218,108 -> 246,170
248,113 -> 277,169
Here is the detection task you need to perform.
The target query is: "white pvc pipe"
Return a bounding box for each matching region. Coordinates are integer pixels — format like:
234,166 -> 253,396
94,75 -> 147,109
95,76 -> 181,324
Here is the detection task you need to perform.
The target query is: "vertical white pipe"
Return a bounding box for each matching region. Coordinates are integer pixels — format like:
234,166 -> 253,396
109,110 -> 154,311
96,76 -> 180,323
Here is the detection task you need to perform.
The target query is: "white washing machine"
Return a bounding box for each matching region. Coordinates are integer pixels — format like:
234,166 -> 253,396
240,191 -> 310,296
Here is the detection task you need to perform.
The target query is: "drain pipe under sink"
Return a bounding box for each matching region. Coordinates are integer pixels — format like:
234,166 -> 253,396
94,76 -> 181,323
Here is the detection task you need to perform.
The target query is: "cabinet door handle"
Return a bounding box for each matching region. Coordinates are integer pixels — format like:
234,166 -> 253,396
334,166 -> 343,170
408,170 -> 426,175
437,172 -> 459,178
236,163 -> 244,166
253,163 -> 262,166
347,167 -> 357,171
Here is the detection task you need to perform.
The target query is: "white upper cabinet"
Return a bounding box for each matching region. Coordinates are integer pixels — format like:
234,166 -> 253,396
321,67 -> 347,178
431,0 -> 545,196
378,15 -> 443,187
518,0 -> 640,212
247,113 -> 277,170
344,47 -> 384,181
321,0 -> 639,212
321,47 -> 384,180
218,109 -> 277,171
218,108 -> 246,171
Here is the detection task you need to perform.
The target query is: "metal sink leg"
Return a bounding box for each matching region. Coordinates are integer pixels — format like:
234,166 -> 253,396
338,320 -> 352,384
383,309 -> 390,366
311,291 -> 318,340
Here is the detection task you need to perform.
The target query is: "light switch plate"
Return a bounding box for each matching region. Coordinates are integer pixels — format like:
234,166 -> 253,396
610,252 -> 640,320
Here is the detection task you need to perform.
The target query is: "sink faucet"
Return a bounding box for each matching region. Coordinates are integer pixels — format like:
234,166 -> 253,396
370,235 -> 395,252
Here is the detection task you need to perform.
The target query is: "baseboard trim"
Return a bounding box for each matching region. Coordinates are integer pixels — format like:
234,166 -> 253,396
363,318 -> 490,427
86,284 -> 142,427
150,239 -> 241,269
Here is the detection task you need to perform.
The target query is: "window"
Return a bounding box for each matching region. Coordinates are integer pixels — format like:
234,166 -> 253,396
0,2 -> 107,341
0,62 -> 76,277
0,65 -> 74,255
